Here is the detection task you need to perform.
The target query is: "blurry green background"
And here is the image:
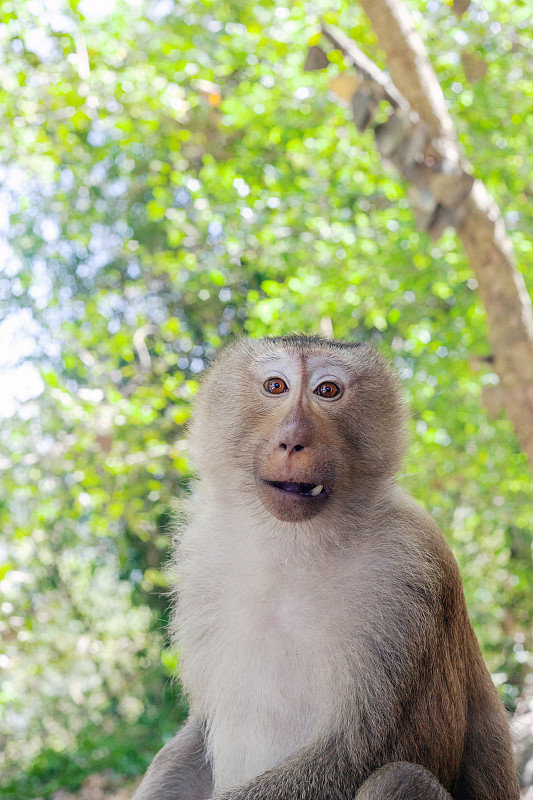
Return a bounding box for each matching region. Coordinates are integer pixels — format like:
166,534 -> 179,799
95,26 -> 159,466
0,0 -> 531,797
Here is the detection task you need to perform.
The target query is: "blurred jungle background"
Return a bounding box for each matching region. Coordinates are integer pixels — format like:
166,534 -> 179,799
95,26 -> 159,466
0,0 -> 532,797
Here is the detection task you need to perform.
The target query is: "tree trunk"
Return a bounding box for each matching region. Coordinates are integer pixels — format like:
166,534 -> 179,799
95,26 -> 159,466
356,0 -> 533,467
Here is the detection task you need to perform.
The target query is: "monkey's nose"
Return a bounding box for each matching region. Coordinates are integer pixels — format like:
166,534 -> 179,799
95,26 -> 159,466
279,442 -> 305,454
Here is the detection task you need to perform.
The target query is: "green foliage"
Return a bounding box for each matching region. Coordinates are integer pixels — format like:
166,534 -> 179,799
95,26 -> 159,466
0,0 -> 531,795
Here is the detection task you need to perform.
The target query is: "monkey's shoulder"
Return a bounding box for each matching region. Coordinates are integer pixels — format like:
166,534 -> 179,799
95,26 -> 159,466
374,487 -> 460,568
353,488 -> 466,612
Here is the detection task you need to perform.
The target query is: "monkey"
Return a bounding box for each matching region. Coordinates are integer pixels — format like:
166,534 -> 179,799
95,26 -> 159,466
133,335 -> 519,800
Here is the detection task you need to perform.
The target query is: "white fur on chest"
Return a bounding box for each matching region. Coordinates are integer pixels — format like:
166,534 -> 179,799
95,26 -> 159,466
177,513 -> 357,792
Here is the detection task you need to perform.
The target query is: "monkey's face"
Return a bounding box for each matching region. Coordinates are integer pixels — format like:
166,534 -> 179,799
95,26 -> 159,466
249,351 -> 349,522
190,337 -> 408,524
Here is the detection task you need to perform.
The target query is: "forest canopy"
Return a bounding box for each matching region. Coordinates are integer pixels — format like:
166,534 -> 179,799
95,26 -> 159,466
0,0 -> 531,797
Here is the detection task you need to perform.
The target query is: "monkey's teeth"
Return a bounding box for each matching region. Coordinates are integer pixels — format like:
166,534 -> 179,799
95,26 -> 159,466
310,485 -> 324,496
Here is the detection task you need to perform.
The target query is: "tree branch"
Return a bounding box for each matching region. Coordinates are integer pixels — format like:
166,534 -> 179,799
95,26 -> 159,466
358,0 -> 455,139
317,0 -> 533,467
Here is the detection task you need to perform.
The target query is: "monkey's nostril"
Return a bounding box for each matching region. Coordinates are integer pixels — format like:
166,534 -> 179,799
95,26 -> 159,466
279,442 -> 305,453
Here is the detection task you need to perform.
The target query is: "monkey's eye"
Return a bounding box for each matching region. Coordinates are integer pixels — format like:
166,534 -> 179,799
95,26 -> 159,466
264,377 -> 288,395
314,381 -> 340,399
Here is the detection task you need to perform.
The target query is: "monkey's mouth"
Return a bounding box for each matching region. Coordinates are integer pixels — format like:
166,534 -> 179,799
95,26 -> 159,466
263,480 -> 331,499
258,478 -> 332,521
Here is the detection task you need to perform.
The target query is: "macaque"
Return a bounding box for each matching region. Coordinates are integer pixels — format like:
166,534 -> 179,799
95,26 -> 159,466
133,336 -> 519,800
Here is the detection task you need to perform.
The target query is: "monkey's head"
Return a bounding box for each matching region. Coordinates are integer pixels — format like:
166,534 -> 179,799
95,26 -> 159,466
189,336 -> 408,523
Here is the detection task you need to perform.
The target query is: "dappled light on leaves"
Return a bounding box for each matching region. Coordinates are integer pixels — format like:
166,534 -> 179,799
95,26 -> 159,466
0,0 -> 531,796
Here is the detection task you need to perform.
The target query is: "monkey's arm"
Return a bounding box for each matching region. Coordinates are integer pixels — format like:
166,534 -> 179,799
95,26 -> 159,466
132,718 -> 212,800
211,738 -> 453,800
